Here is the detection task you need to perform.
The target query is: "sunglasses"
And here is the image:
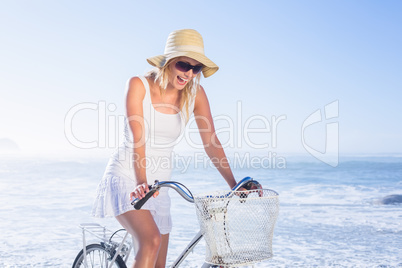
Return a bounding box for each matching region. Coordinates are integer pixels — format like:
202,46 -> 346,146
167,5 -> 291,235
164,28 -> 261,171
175,61 -> 203,74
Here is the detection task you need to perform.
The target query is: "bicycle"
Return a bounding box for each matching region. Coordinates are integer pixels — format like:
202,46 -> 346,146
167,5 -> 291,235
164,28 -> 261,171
72,177 -> 279,268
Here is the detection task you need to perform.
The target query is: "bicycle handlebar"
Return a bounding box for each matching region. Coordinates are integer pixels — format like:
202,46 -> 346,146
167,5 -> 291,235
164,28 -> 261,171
131,180 -> 195,210
132,185 -> 159,210
131,177 -> 259,210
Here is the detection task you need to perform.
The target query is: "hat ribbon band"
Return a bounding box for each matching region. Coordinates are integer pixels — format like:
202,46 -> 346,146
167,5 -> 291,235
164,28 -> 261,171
164,45 -> 205,55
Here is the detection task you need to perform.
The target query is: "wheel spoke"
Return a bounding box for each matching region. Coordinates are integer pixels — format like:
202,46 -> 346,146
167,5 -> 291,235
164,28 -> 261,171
72,244 -> 125,268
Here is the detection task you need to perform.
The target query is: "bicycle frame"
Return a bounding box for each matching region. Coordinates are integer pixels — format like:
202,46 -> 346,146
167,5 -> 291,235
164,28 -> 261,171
76,177 -> 257,268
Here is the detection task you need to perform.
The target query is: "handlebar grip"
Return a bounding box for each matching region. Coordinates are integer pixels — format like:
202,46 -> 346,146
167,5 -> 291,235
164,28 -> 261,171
131,186 -> 158,210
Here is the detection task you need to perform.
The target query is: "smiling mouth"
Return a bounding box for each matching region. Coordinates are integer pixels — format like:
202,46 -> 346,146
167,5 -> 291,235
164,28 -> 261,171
177,76 -> 188,85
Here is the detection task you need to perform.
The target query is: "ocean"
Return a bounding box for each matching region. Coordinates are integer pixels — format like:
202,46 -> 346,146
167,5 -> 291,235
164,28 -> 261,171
0,154 -> 401,267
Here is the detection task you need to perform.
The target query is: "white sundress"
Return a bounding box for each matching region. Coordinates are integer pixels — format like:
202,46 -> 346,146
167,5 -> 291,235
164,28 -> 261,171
91,76 -> 195,234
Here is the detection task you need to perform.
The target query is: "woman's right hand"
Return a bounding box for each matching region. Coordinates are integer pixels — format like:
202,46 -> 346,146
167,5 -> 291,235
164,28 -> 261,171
130,183 -> 149,200
130,182 -> 159,200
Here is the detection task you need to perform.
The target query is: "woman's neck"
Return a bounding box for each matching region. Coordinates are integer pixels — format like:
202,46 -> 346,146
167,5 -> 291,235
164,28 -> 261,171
148,78 -> 182,114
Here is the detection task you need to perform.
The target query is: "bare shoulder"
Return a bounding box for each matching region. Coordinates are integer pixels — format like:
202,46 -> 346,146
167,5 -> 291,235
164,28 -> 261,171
126,76 -> 146,102
194,85 -> 211,113
195,85 -> 208,103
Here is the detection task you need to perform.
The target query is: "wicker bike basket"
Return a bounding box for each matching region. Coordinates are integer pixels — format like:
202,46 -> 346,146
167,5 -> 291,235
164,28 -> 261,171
194,189 -> 279,266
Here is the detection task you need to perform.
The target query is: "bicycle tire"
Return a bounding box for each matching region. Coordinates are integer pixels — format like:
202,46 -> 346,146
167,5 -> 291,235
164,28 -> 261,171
72,243 -> 126,268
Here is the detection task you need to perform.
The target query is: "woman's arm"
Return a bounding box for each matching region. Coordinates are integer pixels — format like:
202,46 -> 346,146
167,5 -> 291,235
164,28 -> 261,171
193,86 -> 237,189
125,77 -> 149,199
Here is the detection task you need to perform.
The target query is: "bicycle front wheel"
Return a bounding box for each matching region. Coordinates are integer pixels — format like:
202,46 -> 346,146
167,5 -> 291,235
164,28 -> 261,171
72,243 -> 126,268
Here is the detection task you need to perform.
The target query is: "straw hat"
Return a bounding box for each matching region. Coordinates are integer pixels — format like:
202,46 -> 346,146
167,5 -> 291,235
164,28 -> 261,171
147,29 -> 219,78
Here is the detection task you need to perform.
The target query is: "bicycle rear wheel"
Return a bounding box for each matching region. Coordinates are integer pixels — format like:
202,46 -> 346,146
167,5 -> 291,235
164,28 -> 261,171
72,243 -> 126,268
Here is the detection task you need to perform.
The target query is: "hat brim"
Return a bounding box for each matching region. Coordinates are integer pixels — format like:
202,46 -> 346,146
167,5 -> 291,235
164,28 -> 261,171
147,51 -> 218,78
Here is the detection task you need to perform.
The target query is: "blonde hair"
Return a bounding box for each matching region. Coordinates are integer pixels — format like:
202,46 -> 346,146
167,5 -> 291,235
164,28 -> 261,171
146,58 -> 201,122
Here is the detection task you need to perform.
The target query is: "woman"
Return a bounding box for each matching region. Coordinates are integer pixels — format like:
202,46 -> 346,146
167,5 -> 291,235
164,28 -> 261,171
92,29 -> 239,268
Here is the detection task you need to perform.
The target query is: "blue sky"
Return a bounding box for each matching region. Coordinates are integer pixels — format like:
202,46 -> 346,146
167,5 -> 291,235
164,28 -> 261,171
1,0 -> 401,157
